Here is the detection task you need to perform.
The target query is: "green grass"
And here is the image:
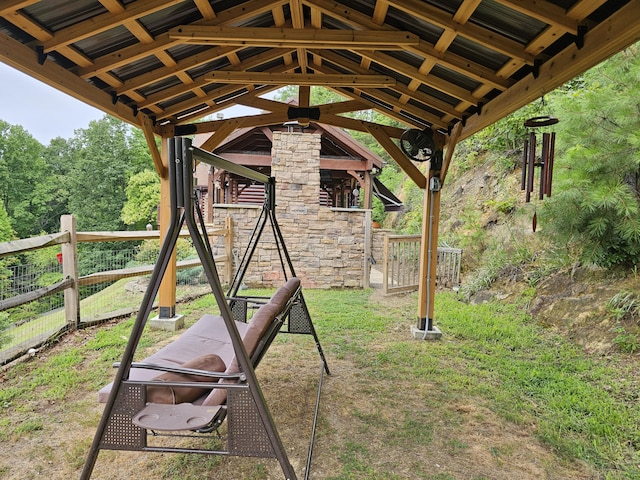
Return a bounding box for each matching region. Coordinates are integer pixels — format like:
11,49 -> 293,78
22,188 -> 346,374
305,289 -> 640,479
2,287 -> 640,478
434,293 -> 640,473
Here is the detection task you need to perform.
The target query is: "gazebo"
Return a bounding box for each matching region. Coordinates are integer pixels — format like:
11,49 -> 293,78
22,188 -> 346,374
194,119 -> 401,214
1,0 -> 638,336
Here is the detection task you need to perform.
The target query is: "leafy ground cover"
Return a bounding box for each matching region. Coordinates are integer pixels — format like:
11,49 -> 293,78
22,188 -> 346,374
1,286 -> 639,479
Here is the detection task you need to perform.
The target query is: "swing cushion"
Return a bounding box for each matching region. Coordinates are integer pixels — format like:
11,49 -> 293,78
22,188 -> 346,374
97,317 -> 249,403
268,277 -> 301,310
97,278 -> 301,405
146,353 -> 226,404
202,301 -> 282,406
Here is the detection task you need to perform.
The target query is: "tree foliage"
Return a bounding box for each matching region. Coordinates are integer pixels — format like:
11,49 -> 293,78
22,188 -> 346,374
66,115 -> 153,232
542,45 -> 640,267
0,121 -> 47,238
121,169 -> 160,228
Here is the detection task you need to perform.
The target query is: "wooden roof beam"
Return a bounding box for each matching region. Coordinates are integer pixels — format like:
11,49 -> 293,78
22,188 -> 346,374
232,96 -> 291,113
494,0 -> 578,34
77,0 -> 289,78
138,49 -> 296,109
117,45 -> 242,96
314,67 -> 447,129
524,0 -> 607,57
354,50 -> 480,106
289,0 -> 308,72
319,113 -> 405,139
204,72 -> 397,86
405,41 -> 510,92
164,83 -> 284,124
77,34 -> 181,79
42,0 -> 184,52
168,26 -> 420,49
365,123 -> 426,189
193,0 -> 216,20
460,0 -> 640,142
177,111 -> 291,136
328,86 -> 427,130
311,49 -> 463,120
0,30 -> 141,129
0,2 -> 38,15
302,0 -> 507,90
384,0 -> 535,64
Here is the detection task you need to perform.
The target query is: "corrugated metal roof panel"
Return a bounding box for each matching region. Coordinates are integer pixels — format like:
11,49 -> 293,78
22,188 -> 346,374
0,0 -> 635,141
24,0 -> 105,33
470,0 -> 547,45
74,26 -> 137,59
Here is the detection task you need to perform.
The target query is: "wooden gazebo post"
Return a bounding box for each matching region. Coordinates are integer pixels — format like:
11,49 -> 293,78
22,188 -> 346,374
415,163 -> 442,339
140,120 -> 181,331
414,125 -> 461,339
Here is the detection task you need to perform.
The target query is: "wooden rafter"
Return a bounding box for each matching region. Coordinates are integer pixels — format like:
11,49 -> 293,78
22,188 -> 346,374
0,0 -> 636,147
204,72 -> 397,86
169,26 -> 420,49
460,0 -> 640,141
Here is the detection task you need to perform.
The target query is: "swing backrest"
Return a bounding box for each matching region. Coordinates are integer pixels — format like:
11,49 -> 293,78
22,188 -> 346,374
202,276 -> 300,406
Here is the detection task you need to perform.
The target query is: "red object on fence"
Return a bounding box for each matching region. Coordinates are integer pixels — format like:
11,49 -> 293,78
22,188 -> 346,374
56,253 -> 63,264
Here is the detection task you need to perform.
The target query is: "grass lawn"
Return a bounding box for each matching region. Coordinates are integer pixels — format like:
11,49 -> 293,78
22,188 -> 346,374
1,287 -> 639,479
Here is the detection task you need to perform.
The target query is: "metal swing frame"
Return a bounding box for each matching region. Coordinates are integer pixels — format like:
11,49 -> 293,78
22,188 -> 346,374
81,137 -> 328,480
214,147 -> 329,376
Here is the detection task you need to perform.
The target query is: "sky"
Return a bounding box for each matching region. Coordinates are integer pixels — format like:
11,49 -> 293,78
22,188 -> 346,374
0,62 -> 260,145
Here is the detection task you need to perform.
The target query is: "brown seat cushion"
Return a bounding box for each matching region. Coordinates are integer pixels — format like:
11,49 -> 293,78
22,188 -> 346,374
202,302 -> 282,407
146,353 -> 226,405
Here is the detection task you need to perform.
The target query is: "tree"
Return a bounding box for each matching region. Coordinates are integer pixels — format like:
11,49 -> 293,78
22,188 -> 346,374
0,121 -> 47,238
0,202 -> 15,346
36,137 -> 75,234
121,169 -> 160,229
66,115 -> 153,231
542,45 -> 640,267
63,116 -> 154,275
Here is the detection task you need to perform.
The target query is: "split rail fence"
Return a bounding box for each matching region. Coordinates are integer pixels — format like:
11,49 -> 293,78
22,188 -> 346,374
0,214 -> 232,364
382,234 -> 461,295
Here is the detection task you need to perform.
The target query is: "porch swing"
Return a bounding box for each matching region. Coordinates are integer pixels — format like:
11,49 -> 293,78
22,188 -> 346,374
81,136 -> 329,480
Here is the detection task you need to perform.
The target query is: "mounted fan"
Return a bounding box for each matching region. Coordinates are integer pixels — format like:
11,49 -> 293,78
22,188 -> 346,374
400,128 -> 435,162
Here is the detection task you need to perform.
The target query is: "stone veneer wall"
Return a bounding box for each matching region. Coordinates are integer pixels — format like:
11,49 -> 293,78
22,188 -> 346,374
211,131 -> 370,289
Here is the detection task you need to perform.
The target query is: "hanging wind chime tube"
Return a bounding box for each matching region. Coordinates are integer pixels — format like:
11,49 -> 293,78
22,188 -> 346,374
521,115 -> 560,231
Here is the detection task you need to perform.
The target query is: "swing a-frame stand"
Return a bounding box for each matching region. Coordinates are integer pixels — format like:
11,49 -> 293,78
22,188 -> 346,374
81,137 -> 329,480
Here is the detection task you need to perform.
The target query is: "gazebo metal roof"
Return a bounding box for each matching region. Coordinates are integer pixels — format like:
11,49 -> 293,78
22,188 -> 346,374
1,0 -> 638,152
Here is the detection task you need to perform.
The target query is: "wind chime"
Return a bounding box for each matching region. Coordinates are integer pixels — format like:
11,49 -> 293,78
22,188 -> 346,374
521,115 -> 559,231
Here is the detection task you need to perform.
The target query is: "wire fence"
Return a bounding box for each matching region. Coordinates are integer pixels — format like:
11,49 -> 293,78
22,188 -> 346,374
0,241 -> 211,365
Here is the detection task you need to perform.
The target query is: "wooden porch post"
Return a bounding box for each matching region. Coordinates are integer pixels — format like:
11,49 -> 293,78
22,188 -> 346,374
415,166 -> 442,338
60,214 -> 80,329
415,125 -> 461,339
157,136 -> 178,321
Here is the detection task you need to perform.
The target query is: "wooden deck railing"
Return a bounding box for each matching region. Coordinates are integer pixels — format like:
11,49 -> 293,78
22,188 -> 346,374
382,234 -> 461,295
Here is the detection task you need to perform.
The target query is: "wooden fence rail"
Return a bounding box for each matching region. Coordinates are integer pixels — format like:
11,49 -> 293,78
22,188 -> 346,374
0,214 -> 232,364
382,234 -> 461,295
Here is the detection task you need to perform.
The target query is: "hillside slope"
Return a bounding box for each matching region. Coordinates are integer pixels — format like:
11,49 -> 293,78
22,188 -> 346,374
437,153 -> 640,354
